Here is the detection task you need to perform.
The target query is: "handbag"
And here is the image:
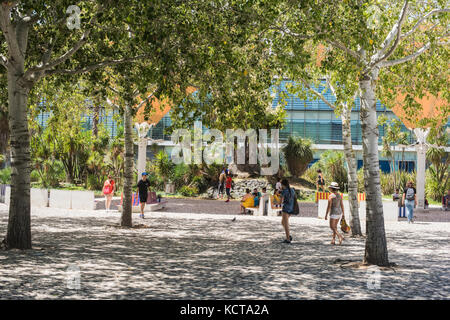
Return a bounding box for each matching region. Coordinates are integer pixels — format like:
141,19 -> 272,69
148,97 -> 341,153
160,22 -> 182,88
340,217 -> 351,233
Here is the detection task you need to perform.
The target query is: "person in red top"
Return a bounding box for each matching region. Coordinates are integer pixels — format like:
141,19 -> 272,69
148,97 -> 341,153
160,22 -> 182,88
103,175 -> 115,212
225,174 -> 233,202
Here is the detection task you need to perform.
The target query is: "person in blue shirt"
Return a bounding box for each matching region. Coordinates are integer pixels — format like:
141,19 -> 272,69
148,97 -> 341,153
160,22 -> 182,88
253,188 -> 262,207
280,179 -> 295,244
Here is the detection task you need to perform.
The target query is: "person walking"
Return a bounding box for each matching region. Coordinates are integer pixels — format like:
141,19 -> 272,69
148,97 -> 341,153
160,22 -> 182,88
393,188 -> 405,218
316,169 -> 325,192
102,175 -> 115,212
137,172 -> 151,219
324,182 -> 345,245
280,179 -> 296,244
443,189 -> 450,211
402,181 -> 417,223
218,169 -> 226,199
225,173 -> 233,202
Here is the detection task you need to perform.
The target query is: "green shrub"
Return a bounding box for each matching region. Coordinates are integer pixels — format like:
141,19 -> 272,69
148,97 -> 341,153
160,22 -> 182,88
190,174 -> 208,193
147,172 -> 165,191
283,136 -> 313,177
172,163 -> 189,189
179,185 -> 199,197
30,169 -> 40,183
0,167 -> 11,184
357,168 -> 365,193
86,173 -> 103,190
303,166 -> 318,185
380,171 -> 395,195
426,166 -> 449,201
311,151 -> 348,191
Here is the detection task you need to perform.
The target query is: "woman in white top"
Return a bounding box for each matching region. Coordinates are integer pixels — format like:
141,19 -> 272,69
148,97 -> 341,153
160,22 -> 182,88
325,182 -> 344,245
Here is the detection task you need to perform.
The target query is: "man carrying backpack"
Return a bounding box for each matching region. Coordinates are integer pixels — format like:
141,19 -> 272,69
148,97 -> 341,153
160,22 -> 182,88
402,181 -> 417,224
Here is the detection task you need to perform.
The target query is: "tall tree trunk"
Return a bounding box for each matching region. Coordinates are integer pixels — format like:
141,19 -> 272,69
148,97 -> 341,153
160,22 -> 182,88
342,102 -> 362,236
5,70 -> 32,249
359,70 -> 389,266
121,104 -> 133,227
92,104 -> 100,137
392,152 -> 397,189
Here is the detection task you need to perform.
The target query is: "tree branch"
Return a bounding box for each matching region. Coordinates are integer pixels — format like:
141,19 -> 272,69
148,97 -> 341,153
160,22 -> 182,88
136,90 -> 157,109
44,54 -> 149,76
0,54 -> 7,67
299,77 -> 336,110
23,13 -> 100,80
326,40 -> 360,61
380,32 -> 450,68
369,0 -> 409,70
400,8 -> 450,40
379,1 -> 409,55
0,2 -> 22,62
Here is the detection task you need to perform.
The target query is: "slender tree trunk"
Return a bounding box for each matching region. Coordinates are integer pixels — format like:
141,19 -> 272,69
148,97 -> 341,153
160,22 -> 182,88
342,102 -> 362,236
92,104 -> 100,137
5,70 -> 32,249
122,104 -> 133,227
359,70 -> 389,266
392,153 -> 397,189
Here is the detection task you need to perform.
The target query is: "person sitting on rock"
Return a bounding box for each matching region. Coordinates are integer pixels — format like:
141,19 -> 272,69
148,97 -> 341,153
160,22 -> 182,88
253,188 -> 262,207
271,189 -> 282,208
240,189 -> 254,214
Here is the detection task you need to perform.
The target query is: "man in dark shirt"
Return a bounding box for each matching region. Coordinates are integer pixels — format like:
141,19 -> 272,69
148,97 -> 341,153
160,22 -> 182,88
137,172 -> 150,218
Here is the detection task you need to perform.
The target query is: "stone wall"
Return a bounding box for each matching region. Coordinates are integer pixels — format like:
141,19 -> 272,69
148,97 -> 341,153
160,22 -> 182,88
201,178 -> 273,199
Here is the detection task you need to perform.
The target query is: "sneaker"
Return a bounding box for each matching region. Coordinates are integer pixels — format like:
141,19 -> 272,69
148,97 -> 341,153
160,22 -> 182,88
282,239 -> 291,244
225,199 -> 229,203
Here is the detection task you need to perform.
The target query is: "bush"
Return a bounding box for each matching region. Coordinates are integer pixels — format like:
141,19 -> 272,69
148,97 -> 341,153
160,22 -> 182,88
147,172 -> 165,191
190,174 -> 208,193
179,185 -> 199,197
172,163 -> 189,189
380,171 -> 396,195
283,136 -> 313,177
303,166 -> 318,185
311,151 -> 347,191
426,166 -> 449,201
0,167 -> 11,184
30,169 -> 40,183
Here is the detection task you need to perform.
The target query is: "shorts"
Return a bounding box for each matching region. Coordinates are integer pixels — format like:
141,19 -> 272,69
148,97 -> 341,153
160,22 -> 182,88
139,193 -> 148,204
330,215 -> 341,220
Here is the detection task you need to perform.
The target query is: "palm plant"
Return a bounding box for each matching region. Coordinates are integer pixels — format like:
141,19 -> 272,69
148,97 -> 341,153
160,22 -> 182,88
282,136 -> 313,178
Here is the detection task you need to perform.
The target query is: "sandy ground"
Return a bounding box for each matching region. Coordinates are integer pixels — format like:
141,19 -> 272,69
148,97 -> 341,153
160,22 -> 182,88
0,204 -> 449,300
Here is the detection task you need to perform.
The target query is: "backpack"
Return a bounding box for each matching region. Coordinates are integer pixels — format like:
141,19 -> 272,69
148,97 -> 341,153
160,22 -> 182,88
405,188 -> 415,201
291,188 -> 299,215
